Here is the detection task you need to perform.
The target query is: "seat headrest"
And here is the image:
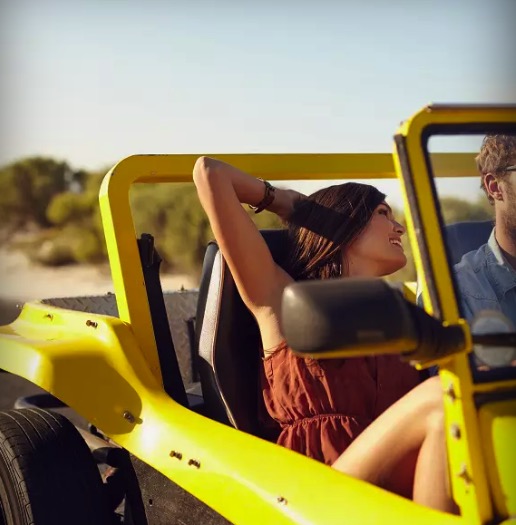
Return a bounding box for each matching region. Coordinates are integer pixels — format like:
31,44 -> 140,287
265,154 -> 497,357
257,229 -> 291,265
444,220 -> 493,265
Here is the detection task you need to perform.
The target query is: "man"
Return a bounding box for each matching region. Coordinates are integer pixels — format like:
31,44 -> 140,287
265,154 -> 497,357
454,134 -> 516,328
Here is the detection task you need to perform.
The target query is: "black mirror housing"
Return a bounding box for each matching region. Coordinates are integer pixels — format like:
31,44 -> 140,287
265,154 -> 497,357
281,278 -> 466,364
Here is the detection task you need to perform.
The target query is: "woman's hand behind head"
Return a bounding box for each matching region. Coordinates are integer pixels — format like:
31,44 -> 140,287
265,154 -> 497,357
268,188 -> 308,222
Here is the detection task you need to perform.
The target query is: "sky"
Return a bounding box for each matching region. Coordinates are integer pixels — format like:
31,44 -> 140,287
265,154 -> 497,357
1,0 -> 515,207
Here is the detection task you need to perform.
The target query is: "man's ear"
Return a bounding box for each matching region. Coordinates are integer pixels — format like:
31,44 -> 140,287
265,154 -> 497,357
484,173 -> 504,201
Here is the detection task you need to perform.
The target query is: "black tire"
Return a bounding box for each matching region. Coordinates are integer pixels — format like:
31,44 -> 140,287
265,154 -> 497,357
0,408 -> 112,525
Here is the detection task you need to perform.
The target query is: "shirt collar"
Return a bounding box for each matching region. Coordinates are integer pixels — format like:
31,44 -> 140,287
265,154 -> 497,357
488,229 -> 516,270
486,228 -> 516,294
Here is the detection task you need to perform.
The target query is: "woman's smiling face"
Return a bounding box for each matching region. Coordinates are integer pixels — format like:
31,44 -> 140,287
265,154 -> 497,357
344,202 -> 407,277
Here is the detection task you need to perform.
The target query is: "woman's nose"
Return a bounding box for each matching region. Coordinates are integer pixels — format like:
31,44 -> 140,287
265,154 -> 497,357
394,221 -> 405,235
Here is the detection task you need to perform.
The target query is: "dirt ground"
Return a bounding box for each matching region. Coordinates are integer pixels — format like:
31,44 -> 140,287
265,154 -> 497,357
0,246 -> 197,303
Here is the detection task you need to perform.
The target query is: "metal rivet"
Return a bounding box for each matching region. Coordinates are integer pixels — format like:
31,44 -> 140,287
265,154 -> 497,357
445,383 -> 456,401
86,319 -> 98,328
450,424 -> 461,439
277,496 -> 287,505
170,450 -> 183,460
188,459 -> 201,468
457,464 -> 471,484
123,411 -> 135,423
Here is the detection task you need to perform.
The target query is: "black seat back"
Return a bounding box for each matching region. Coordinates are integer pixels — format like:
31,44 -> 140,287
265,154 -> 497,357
194,229 -> 290,439
444,219 -> 493,265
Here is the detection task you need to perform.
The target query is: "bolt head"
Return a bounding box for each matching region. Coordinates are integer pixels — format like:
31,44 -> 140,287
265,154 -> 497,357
450,424 -> 461,439
123,411 -> 135,423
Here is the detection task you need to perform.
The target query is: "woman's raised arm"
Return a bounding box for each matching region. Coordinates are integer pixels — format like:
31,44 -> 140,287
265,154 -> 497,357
193,157 -> 302,342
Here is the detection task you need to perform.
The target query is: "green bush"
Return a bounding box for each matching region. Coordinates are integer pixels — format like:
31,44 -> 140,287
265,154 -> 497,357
440,196 -> 494,224
129,182 -> 283,275
46,192 -> 92,226
68,227 -> 104,263
0,157 -> 78,229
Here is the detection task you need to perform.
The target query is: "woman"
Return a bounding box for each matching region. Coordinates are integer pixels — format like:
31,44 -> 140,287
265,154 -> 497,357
193,156 -> 455,513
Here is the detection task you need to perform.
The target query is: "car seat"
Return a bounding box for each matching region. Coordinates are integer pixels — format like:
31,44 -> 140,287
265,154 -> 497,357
445,219 -> 493,265
194,229 -> 290,440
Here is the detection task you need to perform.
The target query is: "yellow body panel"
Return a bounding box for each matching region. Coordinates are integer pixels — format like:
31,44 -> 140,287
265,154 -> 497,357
0,302 -> 461,525
478,400 -> 516,518
402,281 -> 418,302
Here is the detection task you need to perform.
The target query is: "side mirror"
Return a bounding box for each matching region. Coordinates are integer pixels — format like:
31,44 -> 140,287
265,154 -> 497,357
281,278 -> 466,364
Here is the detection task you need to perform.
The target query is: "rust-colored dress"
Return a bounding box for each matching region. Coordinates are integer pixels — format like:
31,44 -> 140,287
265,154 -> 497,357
261,342 -> 421,465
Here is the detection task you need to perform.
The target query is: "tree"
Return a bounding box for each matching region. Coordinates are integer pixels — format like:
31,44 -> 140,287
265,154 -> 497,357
439,196 -> 493,224
130,183 -> 282,275
46,192 -> 93,226
0,157 -> 84,231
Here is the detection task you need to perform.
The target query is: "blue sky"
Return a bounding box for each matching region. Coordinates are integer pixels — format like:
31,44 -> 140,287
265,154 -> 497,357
1,0 -> 515,206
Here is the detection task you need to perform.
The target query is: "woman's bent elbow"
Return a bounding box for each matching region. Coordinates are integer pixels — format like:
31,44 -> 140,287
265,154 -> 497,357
193,156 -> 215,186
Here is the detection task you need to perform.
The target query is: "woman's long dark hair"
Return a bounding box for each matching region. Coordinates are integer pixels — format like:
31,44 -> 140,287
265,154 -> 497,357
285,182 -> 385,280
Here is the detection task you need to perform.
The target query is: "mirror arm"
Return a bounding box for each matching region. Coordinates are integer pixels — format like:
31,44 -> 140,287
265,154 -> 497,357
472,333 -> 516,347
402,302 -> 466,363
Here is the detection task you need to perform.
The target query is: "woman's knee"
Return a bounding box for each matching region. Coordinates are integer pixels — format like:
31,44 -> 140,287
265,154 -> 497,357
420,377 -> 445,433
403,376 -> 444,430
417,375 -> 443,403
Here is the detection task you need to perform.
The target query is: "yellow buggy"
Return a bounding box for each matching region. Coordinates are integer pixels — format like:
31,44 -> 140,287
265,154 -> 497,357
0,104 -> 514,525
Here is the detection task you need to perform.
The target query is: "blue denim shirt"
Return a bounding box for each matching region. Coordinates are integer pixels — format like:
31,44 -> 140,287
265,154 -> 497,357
453,229 -> 516,327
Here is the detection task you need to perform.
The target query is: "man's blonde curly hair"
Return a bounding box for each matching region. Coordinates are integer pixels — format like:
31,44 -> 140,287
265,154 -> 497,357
476,135 -> 516,204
